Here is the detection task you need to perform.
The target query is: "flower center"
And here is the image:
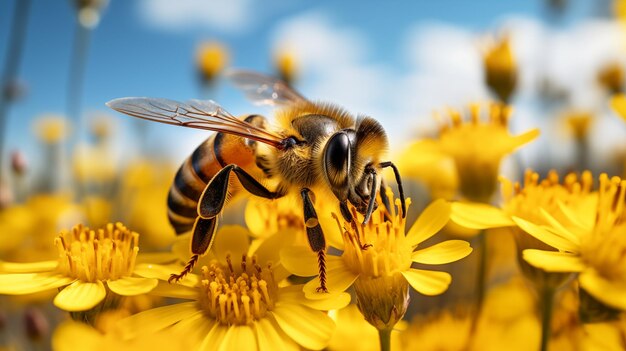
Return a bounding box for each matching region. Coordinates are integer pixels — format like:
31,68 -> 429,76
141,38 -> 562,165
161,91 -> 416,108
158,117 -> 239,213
198,254 -> 277,326
54,223 -> 139,282
339,197 -> 412,278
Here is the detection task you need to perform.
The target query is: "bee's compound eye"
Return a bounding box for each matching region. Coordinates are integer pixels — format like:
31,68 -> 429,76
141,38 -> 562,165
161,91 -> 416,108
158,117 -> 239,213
323,132 -> 351,191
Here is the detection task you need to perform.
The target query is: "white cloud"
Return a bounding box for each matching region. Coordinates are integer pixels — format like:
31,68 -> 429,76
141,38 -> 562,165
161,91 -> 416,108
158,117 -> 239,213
138,0 -> 254,33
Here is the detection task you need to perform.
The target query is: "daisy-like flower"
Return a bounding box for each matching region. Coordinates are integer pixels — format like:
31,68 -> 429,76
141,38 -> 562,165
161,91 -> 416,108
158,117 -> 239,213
597,61 -> 624,95
0,223 -> 159,312
517,174 -> 626,312
451,170 -> 595,290
283,193 -> 472,330
196,41 -> 229,85
122,225 -> 350,350
610,93 -> 626,122
433,104 -> 539,202
273,47 -> 298,86
482,35 -> 518,103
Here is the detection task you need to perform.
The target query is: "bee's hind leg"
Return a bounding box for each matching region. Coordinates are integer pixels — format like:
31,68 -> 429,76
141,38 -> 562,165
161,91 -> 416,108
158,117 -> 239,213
169,216 -> 218,283
301,188 -> 328,293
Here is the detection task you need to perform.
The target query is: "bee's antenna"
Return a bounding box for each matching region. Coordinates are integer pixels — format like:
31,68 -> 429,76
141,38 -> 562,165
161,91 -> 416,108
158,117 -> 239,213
379,161 -> 406,218
363,172 -> 378,225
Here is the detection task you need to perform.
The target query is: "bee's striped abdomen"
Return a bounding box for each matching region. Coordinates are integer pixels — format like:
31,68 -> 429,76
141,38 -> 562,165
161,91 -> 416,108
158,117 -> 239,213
167,115 -> 267,234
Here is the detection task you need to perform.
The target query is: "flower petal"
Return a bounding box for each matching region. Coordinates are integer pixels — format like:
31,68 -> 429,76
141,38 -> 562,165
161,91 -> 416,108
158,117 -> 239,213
279,285 -> 350,310
218,325 -> 256,351
522,249 -> 585,273
450,202 -> 514,229
280,245 -> 319,277
199,324 -> 228,351
149,281 -> 198,299
401,268 -> 451,296
610,93 -> 626,121
406,199 -> 451,247
538,208 -> 580,247
169,311 -> 213,347
136,252 -> 177,264
303,258 -> 358,298
133,263 -> 198,287
0,273 -> 73,295
107,276 -> 158,296
256,317 -> 300,351
512,217 -> 579,253
210,225 -> 250,265
272,303 -> 334,350
117,302 -> 199,339
579,269 -> 626,311
54,281 -> 106,312
0,260 -> 57,273
52,321 -> 101,351
412,240 -> 473,265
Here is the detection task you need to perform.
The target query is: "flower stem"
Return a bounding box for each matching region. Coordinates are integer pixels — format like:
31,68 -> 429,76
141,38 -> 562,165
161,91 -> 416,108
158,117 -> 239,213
540,288 -> 555,351
378,328 -> 391,351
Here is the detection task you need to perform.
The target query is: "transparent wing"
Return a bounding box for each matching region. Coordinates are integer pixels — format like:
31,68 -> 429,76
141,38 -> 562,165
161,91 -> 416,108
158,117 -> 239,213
106,97 -> 286,149
226,70 -> 310,106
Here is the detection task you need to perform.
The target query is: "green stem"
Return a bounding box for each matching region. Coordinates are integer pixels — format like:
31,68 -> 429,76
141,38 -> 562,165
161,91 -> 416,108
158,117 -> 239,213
540,288 -> 555,351
378,328 -> 391,351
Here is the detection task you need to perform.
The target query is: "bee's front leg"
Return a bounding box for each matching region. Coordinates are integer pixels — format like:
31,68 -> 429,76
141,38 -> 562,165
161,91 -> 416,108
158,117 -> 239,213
339,201 -> 372,251
300,188 -> 328,293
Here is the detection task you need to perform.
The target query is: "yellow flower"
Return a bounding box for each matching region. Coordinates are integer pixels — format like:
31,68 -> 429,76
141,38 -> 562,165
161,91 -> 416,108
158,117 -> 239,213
33,115 -> 69,144
597,61 -> 624,94
451,170 -> 593,290
610,93 -> 626,122
563,110 -> 594,141
517,174 -> 626,311
73,0 -> 108,29
196,41 -> 229,84
124,226 -> 349,350
0,223 -> 158,312
283,194 -> 471,329
436,104 -> 539,202
274,48 -> 298,86
401,309 -> 472,351
328,304 -> 403,351
482,35 -> 518,103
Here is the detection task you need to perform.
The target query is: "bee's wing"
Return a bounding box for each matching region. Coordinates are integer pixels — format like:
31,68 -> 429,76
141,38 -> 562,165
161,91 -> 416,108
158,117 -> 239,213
226,70 -> 310,106
106,97 -> 286,149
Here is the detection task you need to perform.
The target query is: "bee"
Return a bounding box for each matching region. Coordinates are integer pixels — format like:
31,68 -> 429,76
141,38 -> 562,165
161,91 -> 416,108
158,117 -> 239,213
106,71 -> 405,292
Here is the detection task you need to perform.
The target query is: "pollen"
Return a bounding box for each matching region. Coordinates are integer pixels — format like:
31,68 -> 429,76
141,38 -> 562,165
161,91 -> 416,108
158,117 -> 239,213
338,195 -> 413,278
54,223 -> 139,282
197,254 -> 277,326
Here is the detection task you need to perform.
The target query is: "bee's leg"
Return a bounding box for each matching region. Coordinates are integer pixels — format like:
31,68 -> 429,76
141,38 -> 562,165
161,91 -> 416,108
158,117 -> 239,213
379,179 -> 393,222
339,201 -> 372,251
301,188 -> 328,293
198,164 -> 283,218
169,216 -> 218,283
379,161 -> 406,218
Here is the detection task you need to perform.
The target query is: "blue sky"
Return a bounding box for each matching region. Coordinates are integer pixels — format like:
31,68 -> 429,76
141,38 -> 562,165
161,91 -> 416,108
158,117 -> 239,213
0,0 -> 615,168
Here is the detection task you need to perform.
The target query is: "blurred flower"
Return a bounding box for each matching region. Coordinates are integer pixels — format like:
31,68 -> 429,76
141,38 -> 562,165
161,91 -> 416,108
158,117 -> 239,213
274,48 -> 298,86
72,0 -> 109,29
284,195 -> 471,332
610,93 -> 626,122
328,304 -> 403,351
401,309 -> 472,351
482,35 -> 518,103
125,226 -> 349,350
196,41 -> 229,85
563,110 -> 594,142
10,150 -> 27,176
597,61 -> 624,94
435,104 -> 539,202
73,144 -> 117,184
517,174 -> 626,314
33,115 -> 69,144
0,223 -> 158,312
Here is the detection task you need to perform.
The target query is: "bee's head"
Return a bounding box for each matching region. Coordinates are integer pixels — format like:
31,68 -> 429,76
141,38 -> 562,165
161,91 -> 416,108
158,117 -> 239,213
322,117 -> 402,224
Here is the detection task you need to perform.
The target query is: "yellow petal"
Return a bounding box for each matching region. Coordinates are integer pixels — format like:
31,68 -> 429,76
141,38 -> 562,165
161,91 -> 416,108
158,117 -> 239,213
279,285 -> 351,310
256,317 -> 300,351
507,128 -> 540,151
0,273 -> 73,295
579,269 -> 626,311
406,199 -> 451,247
412,240 -> 473,264
149,281 -> 198,299
303,258 -> 358,298
512,217 -> 579,253
401,268 -> 451,296
117,301 -> 199,339
522,249 -> 584,273
450,202 -> 514,229
54,281 -> 106,312
136,252 -> 177,264
252,230 -> 288,266
211,225 -> 250,265
538,208 -> 580,247
219,325 -> 256,351
272,304 -> 334,350
52,321 -> 101,351
106,276 -> 158,296
169,311 -> 213,348
133,263 -> 198,288
610,93 -> 626,121
280,245 -> 319,277
0,260 -> 57,273
199,324 -> 228,351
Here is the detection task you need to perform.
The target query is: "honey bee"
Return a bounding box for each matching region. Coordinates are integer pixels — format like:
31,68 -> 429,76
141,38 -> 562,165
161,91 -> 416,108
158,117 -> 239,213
107,71 -> 405,292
